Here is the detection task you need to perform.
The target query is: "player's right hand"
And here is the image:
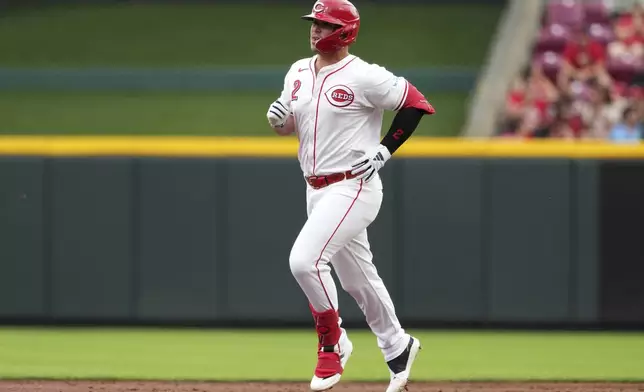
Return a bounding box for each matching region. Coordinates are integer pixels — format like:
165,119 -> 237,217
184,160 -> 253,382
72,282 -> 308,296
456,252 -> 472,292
267,99 -> 290,128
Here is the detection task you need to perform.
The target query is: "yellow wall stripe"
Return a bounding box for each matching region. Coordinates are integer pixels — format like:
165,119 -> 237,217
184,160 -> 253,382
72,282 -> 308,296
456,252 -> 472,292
0,136 -> 643,158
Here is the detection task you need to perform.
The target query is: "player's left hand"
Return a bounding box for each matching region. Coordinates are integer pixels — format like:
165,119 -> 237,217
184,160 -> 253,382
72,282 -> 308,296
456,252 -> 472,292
350,144 -> 391,183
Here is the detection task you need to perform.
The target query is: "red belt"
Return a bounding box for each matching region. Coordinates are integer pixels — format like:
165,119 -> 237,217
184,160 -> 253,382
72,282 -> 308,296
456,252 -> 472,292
306,170 -> 358,189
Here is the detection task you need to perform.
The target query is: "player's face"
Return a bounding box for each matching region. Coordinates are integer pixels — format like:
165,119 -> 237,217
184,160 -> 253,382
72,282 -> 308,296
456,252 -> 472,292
310,20 -> 337,51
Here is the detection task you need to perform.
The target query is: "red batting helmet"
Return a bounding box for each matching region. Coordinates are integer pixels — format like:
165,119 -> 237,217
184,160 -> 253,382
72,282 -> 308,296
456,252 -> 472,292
301,0 -> 360,53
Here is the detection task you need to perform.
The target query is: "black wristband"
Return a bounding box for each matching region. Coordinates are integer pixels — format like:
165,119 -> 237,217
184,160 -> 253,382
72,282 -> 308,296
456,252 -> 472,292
380,107 -> 425,155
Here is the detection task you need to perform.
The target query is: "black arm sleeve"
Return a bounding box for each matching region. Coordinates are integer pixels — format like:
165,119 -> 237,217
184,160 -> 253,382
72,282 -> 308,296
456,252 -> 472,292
380,107 -> 426,155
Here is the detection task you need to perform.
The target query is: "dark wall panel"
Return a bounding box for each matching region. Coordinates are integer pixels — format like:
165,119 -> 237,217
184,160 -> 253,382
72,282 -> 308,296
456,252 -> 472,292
485,159 -> 572,322
224,159 -> 309,322
399,158 -> 485,321
136,158 -> 220,320
49,158 -> 133,319
0,157 -> 45,317
573,160 -> 599,322
599,160 -> 644,323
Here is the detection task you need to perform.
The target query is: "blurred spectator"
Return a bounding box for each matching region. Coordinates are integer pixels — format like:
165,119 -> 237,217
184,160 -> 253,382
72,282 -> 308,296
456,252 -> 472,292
574,78 -> 628,138
499,63 -> 559,137
553,95 -> 586,138
609,104 -> 644,142
608,2 -> 644,59
558,25 -> 612,90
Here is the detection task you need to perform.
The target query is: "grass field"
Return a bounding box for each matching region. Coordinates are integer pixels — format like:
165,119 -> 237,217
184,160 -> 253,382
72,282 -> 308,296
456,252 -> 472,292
0,91 -> 466,136
0,4 -> 491,137
1,328 -> 643,381
0,4 -> 502,67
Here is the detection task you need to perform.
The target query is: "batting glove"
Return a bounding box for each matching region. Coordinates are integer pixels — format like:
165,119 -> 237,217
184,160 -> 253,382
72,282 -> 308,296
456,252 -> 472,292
266,99 -> 290,128
350,144 -> 391,183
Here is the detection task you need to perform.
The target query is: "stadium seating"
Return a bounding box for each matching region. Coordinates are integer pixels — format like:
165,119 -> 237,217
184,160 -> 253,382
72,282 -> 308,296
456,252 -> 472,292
499,0 -> 644,140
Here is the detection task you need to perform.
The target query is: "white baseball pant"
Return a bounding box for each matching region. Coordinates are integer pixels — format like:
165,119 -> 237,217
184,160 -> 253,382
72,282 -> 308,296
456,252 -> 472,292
289,176 -> 410,361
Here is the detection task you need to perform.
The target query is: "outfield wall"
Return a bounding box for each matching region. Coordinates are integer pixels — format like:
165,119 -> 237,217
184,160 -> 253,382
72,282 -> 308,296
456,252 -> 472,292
0,137 -> 643,328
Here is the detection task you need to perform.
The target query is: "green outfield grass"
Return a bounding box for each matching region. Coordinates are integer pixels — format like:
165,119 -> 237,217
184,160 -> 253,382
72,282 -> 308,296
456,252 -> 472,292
0,328 -> 643,381
0,4 -> 502,67
0,3 -> 489,137
0,91 -> 466,136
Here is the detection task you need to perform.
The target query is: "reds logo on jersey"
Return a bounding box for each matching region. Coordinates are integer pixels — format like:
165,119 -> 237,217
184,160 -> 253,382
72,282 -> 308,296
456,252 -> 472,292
325,85 -> 355,108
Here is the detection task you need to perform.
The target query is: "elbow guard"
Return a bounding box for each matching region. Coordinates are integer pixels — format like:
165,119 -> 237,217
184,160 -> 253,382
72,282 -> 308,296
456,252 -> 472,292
400,81 -> 435,115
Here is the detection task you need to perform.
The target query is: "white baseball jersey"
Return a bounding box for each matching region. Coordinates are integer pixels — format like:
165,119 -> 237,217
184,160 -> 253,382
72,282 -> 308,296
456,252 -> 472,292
277,54 -> 410,178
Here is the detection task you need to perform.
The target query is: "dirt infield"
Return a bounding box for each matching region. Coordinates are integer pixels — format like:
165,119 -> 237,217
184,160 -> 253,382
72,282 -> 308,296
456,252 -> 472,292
2,381 -> 644,392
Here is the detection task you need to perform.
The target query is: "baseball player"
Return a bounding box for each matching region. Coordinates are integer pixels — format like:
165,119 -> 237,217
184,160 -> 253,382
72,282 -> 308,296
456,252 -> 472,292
266,1 -> 435,391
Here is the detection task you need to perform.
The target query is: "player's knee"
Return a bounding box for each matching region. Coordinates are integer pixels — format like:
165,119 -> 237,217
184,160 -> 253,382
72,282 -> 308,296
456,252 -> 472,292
289,247 -> 316,280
